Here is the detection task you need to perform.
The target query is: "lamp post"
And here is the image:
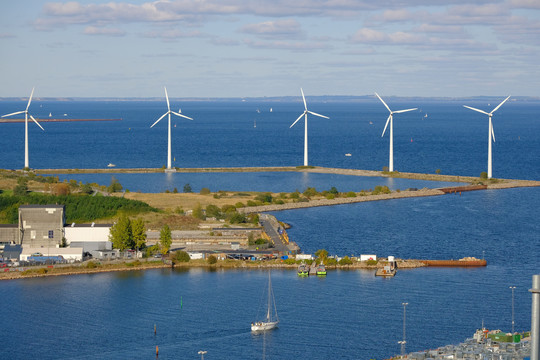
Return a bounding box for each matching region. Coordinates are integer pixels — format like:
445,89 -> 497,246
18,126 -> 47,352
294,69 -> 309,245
198,350 -> 207,360
400,302 -> 408,356
510,286 -> 516,333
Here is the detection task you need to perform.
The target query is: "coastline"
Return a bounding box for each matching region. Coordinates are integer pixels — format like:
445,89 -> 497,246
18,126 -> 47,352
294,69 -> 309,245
0,258 -> 433,281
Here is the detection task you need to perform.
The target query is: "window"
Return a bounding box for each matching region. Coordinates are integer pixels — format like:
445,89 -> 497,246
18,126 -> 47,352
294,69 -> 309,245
48,230 -> 54,239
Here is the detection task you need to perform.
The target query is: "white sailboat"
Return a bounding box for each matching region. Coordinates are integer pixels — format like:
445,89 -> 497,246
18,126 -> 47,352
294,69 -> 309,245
251,272 -> 279,332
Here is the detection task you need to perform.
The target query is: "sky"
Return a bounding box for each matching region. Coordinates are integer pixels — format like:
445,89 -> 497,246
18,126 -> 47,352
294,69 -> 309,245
1,0 -> 539,98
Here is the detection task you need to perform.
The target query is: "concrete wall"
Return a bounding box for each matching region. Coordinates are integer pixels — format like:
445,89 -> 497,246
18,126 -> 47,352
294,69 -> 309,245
19,206 -> 65,247
65,225 -> 111,244
0,226 -> 18,244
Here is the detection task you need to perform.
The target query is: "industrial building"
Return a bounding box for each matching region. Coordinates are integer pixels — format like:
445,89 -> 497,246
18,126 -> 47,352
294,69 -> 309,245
0,205 -> 112,262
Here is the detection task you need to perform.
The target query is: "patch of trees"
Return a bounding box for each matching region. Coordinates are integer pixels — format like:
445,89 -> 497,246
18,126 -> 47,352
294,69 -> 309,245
109,216 -> 147,251
0,193 -> 157,224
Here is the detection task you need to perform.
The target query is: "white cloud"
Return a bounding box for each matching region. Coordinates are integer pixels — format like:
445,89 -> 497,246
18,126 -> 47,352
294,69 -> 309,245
240,19 -> 302,38
84,26 -> 126,36
243,39 -> 331,51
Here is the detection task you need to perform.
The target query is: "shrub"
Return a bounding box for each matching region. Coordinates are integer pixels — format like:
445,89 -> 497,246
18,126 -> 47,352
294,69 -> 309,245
290,191 -> 300,199
338,256 -> 353,265
255,192 -> 273,203
200,187 -> 211,195
326,258 -> 338,266
303,187 -> 318,198
173,251 -> 190,263
229,212 -> 246,224
366,259 -> 378,266
325,193 -> 335,200
284,258 -> 296,265
435,169 -> 441,174
246,200 -> 257,207
173,187 -> 178,194
273,199 -> 285,204
86,261 -> 99,269
207,255 -> 218,264
221,204 -> 237,213
183,183 -> 192,193
480,171 -> 488,179
346,191 -> 356,198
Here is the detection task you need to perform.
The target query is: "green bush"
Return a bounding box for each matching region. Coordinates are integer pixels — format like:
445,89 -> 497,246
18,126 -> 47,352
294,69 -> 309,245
235,202 -> 245,208
173,251 -> 190,263
284,258 -> 296,265
86,261 -> 99,269
338,256 -> 353,265
480,171 -> 488,179
246,200 -> 257,206
200,188 -> 211,195
290,191 -> 300,199
325,193 -> 335,200
366,259 -> 378,266
346,191 -> 356,198
326,258 -> 338,266
207,255 -> 218,264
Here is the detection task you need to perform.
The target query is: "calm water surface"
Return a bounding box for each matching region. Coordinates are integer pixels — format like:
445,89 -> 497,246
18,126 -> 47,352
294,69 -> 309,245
1,99 -> 539,359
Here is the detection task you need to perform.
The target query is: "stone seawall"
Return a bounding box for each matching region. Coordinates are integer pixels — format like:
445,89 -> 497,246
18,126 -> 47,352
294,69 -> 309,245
238,188 -> 445,214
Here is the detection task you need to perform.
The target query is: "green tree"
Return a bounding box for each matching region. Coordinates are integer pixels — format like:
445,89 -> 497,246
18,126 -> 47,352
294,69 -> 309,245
13,177 -> 28,196
173,250 -> 190,263
329,186 -> 339,195
131,218 -> 147,252
160,224 -> 172,255
192,203 -> 206,220
183,183 -> 192,193
207,255 -> 217,264
205,204 -> 221,218
81,183 -> 93,195
338,256 -> 353,265
109,215 -> 133,250
315,249 -> 328,263
480,171 -> 488,179
435,169 -> 441,174
108,176 -> 123,193
229,212 -> 246,224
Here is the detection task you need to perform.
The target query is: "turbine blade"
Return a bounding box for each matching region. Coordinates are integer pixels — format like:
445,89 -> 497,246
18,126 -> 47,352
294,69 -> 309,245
491,95 -> 511,113
164,87 -> 170,111
26,87 -> 35,111
150,112 -> 168,128
307,111 -> 329,119
171,111 -> 193,120
375,93 -> 391,113
30,115 -> 45,131
300,88 -> 307,110
2,110 -> 25,117
491,125 -> 496,143
381,115 -> 391,137
394,108 -> 418,114
290,112 -> 305,128
463,105 -> 490,116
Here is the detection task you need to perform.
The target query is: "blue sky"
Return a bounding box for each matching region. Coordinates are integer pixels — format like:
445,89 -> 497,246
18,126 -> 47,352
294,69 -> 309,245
1,0 -> 539,98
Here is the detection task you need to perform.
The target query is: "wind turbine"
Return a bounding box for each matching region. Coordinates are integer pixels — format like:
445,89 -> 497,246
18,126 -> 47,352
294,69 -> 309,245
463,95 -> 510,179
375,93 -> 417,172
150,87 -> 193,171
289,88 -> 329,166
1,87 -> 44,169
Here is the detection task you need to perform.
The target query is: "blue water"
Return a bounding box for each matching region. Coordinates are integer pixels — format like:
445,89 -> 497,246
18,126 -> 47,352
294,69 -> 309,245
1,99 -> 539,180
1,99 -> 539,359
53,171 -> 461,193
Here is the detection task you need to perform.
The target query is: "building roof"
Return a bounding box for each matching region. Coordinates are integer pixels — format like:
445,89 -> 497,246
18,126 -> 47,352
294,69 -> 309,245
19,204 -> 65,209
67,223 -> 112,228
0,224 -> 17,228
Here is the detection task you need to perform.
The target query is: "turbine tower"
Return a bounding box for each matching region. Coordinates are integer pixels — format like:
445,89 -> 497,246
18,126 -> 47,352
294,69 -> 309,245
289,88 -> 329,166
150,87 -> 193,171
463,95 -> 510,179
375,93 -> 417,172
1,87 -> 44,169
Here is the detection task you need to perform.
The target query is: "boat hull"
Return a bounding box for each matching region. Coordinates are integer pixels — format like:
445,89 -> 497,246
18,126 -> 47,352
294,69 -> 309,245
251,321 -> 278,332
420,259 -> 487,267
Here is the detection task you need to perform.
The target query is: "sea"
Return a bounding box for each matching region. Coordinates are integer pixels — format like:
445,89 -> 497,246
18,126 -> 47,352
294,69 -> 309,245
0,98 -> 539,359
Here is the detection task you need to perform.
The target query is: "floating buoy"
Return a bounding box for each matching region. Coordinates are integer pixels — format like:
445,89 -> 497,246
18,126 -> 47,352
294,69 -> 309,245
154,324 -> 156,335
156,345 -> 159,356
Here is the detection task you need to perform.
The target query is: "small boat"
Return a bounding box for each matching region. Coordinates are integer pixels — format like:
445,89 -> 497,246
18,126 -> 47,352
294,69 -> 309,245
369,121 -> 373,125
270,108 -> 273,112
251,272 -> 279,332
316,264 -> 327,276
107,163 -> 116,167
256,108 -> 260,113
254,120 -> 256,128
49,112 -> 52,117
375,257 -> 397,277
297,264 -> 309,276
345,153 -> 352,157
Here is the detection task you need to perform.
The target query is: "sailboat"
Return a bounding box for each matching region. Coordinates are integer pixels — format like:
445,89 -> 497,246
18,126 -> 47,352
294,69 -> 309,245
251,272 -> 279,332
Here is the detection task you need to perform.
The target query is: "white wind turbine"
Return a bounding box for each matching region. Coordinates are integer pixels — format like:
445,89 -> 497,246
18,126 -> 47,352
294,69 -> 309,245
1,87 -> 45,169
289,88 -> 330,166
463,95 -> 510,179
375,93 -> 417,172
150,87 -> 193,171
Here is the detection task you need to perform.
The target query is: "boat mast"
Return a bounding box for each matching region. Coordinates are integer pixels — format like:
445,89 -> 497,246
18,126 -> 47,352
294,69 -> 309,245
267,272 -> 271,321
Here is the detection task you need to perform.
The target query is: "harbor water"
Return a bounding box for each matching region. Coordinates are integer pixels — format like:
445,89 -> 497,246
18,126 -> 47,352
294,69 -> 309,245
0,99 -> 539,359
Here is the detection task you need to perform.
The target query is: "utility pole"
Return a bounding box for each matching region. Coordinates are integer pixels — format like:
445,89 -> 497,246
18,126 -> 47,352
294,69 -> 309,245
399,302 -> 408,356
510,286 -> 516,333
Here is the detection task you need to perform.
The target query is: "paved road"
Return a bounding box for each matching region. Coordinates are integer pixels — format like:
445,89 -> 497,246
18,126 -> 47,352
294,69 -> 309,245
259,214 -> 288,253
